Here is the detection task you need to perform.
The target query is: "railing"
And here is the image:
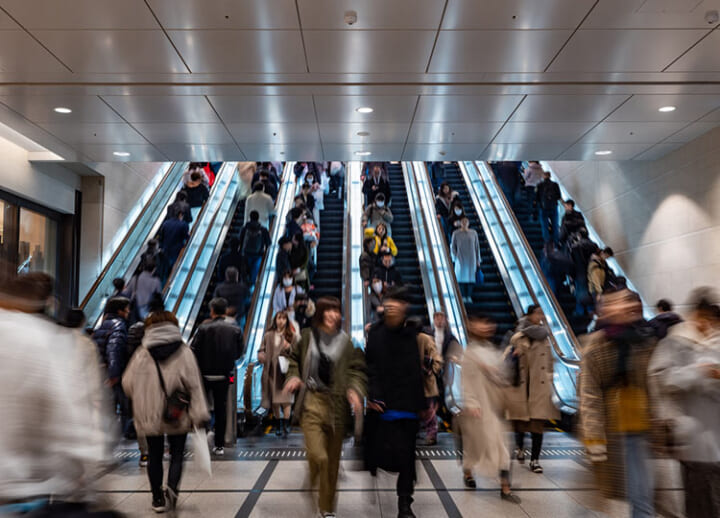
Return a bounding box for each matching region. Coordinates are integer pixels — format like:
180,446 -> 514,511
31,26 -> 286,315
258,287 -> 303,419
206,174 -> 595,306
344,162 -> 366,348
81,161 -> 184,326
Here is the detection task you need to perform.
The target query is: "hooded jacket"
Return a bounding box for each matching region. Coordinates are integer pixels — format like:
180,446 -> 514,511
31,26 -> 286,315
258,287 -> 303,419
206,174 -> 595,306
92,314 -> 128,379
122,322 -> 209,436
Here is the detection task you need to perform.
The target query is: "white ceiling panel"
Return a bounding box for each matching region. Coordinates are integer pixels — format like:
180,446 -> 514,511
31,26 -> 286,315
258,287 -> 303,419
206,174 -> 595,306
34,30 -> 188,73
403,143 -> 487,160
0,31 -> 70,75
242,143 -> 323,161
414,95 -> 524,122
700,107 -> 720,122
101,96 -> 219,123
2,0 -> 157,29
298,0 -> 445,29
633,142 -> 685,161
156,143 -> 243,161
76,144 -> 167,162
429,30 -> 571,73
167,30 -> 306,73
318,123 -> 410,144
548,29 -> 705,72
132,123 -> 234,144
304,31 -> 435,73
407,122 -> 503,143
557,142 -> 654,160
148,0 -> 299,29
494,122 -> 596,143
228,123 -> 321,144
583,0 -> 720,29
482,142 -> 569,160
443,0 -> 596,29
579,121 -> 689,143
37,122 -> 147,144
0,9 -> 18,29
323,143 -> 404,161
664,121 -> 720,142
208,96 -> 316,123
606,94 -> 720,122
666,31 -> 720,72
511,94 -> 631,122
0,95 -> 123,123
314,96 -> 418,123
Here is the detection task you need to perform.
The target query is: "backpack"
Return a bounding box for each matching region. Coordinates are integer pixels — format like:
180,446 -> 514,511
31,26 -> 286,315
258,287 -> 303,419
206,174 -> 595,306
242,226 -> 264,256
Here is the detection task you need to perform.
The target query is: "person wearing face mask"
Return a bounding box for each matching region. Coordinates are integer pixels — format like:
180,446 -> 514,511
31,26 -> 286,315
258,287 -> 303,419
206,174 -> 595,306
435,182 -> 459,242
299,182 -> 316,219
374,252 -> 403,289
450,217 -> 482,303
305,172 -> 325,227
290,231 -> 310,290
359,237 -> 378,288
363,193 -> 394,236
371,223 -> 398,258
448,200 -> 466,232
293,293 -> 316,331
368,274 -> 386,324
362,163 -> 392,207
286,207 -> 306,241
272,271 -> 305,318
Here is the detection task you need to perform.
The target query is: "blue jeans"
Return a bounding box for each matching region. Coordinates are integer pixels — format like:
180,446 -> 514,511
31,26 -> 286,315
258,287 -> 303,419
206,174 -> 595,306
538,208 -> 559,244
246,255 -> 262,286
624,434 -> 655,518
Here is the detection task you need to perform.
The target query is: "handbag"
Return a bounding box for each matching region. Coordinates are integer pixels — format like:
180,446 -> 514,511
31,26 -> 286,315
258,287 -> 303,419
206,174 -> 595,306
475,268 -> 485,285
278,355 -> 289,374
153,358 -> 190,424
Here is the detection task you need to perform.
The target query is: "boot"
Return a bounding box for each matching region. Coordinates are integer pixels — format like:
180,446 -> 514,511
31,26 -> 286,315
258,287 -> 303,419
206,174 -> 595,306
282,419 -> 289,438
274,418 -> 283,437
398,496 -> 416,518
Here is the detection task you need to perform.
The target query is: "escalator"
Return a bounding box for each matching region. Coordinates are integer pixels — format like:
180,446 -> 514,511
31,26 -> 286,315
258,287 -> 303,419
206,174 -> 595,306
488,162 -> 589,333
439,162 -> 518,341
386,162 -> 427,320
312,194 -> 344,301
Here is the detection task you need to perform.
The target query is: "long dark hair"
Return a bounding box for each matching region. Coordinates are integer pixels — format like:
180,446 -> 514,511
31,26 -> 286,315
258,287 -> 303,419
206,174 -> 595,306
312,296 -> 342,331
270,310 -> 295,344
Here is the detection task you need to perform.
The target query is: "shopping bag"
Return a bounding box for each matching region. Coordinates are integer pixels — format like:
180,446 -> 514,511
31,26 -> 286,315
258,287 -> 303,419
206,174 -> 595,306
475,268 -> 485,285
192,426 -> 212,477
278,356 -> 289,374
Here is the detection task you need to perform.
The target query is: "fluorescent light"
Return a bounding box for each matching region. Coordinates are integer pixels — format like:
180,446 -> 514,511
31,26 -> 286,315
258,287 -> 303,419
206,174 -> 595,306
355,150 -> 372,156
356,107 -> 374,114
594,150 -> 612,156
658,106 -> 676,113
113,151 -> 131,157
54,107 -> 72,114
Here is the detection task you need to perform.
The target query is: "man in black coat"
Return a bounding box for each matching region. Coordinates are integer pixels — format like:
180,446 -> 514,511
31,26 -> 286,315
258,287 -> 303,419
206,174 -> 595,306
217,236 -> 244,282
164,190 -> 192,224
362,164 -> 391,207
238,210 -> 271,285
190,298 -> 244,455
535,171 -> 562,245
373,252 -> 403,289
365,287 -> 425,518
559,199 -> 586,246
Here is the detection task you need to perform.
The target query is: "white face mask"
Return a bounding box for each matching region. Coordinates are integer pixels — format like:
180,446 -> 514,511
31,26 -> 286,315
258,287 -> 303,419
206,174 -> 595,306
306,176 -> 314,183
282,278 -> 293,287
376,201 -> 385,208
373,282 -> 383,294
454,208 -> 463,215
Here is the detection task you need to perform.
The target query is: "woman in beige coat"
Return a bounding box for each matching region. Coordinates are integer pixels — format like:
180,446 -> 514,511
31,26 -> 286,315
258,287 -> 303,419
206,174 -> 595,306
122,311 -> 209,513
504,305 -> 559,473
258,310 -> 300,437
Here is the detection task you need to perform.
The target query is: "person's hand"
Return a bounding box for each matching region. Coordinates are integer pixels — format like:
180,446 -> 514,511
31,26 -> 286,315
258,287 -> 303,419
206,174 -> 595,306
372,184 -> 378,191
703,364 -> 720,379
284,377 -> 303,394
282,340 -> 291,351
365,323 -> 372,333
363,280 -> 370,288
257,352 -> 266,363
465,407 -> 482,419
347,389 -> 363,416
377,305 -> 384,314
367,400 -> 385,413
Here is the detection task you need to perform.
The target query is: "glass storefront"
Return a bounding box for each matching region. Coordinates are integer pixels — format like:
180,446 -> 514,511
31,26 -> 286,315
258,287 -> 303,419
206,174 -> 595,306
18,207 -> 57,276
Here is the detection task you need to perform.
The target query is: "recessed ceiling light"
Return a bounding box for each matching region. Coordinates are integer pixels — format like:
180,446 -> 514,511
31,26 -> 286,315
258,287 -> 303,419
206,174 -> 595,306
594,150 -> 612,156
54,107 -> 72,114
357,131 -> 370,136
355,150 -> 372,156
439,151 -> 446,156
113,151 -> 131,157
658,106 -> 676,113
356,107 -> 374,114
279,151 -> 285,155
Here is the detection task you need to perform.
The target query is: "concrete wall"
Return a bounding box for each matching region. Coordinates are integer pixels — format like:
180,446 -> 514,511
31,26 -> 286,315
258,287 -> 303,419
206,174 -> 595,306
549,127 -> 720,312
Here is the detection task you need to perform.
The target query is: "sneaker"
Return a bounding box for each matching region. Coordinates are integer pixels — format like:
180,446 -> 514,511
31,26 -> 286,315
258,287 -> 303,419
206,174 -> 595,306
463,475 -> 477,489
139,454 -> 148,468
151,495 -> 167,513
500,491 -> 521,504
164,487 -> 178,512
212,446 -> 224,456
530,460 -> 543,473
515,448 -> 525,464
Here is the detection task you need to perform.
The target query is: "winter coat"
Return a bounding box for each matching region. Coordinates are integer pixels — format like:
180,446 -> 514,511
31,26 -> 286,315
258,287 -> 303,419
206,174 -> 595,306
191,317 -> 244,378
359,251 -> 376,283
362,175 -> 391,205
588,254 -> 609,296
451,228 -> 482,284
536,179 -> 561,211
164,199 -> 192,224
214,281 -> 248,317
503,317 -> 560,422
127,321 -> 145,359
158,218 -> 189,261
286,328 -> 367,431
217,249 -> 244,282
417,332 -> 443,398
373,265 -> 403,287
649,312 -> 683,340
130,271 -> 162,312
372,234 -> 397,257
435,195 -> 456,221
272,285 -> 304,315
559,210 -> 586,243
182,183 -> 209,208
122,323 -> 209,436
648,322 -> 720,462
258,327 -> 300,408
523,163 -> 544,187
275,249 -> 292,278
368,291 -> 384,323
363,205 -> 394,235
238,221 -> 270,257
93,314 -> 129,379
244,191 -> 275,229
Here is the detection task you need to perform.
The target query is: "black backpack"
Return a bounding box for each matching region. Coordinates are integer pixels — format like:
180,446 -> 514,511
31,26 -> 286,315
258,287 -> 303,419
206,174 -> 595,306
242,226 -> 264,256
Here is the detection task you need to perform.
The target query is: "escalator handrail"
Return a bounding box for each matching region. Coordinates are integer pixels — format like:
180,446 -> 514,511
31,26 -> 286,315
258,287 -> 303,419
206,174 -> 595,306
80,161 -> 179,309
472,162 -> 581,368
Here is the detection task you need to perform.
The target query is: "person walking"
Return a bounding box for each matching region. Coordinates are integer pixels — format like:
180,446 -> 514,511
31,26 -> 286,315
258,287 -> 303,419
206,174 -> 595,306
259,311 -> 300,437
451,216 -> 482,303
461,311 -> 521,503
128,263 -> 162,321
362,163 -> 391,207
648,298 -> 683,340
190,298 -> 244,456
182,171 -> 210,210
363,193 -> 394,235
419,322 -> 443,446
505,305 -> 559,473
535,171 -> 562,245
164,190 -> 192,225
272,271 -> 305,318
238,210 -> 271,286
244,182 -> 275,229
213,266 -> 248,323
283,297 -> 366,518
122,310 -> 209,513
158,209 -> 190,284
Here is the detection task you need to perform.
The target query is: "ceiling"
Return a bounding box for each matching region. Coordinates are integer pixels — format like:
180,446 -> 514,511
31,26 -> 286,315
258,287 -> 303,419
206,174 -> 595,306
1,0 -> 720,162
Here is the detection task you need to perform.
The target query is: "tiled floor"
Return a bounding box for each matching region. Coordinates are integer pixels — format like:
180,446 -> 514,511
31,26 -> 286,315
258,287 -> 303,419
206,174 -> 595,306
98,432 -> 685,517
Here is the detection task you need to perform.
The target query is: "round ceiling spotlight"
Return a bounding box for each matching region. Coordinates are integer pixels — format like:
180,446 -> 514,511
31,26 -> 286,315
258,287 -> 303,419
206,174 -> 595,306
356,107 -> 374,114
54,107 -> 72,114
658,106 -> 676,113
357,131 -> 370,136
439,151 -> 446,156
355,150 -> 372,156
279,151 -> 285,155
113,151 -> 131,157
594,150 -> 612,156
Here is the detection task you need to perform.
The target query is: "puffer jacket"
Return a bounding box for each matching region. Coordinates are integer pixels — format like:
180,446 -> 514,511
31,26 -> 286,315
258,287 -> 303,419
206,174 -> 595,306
92,314 -> 128,379
122,322 -> 209,436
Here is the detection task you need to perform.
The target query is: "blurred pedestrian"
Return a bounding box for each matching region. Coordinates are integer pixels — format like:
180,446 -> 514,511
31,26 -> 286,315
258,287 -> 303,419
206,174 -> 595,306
451,216 -> 482,303
536,171 -> 561,245
648,299 -> 683,340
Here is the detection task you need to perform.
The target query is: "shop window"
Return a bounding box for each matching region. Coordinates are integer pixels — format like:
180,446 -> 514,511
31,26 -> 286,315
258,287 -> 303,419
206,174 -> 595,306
18,207 -> 57,276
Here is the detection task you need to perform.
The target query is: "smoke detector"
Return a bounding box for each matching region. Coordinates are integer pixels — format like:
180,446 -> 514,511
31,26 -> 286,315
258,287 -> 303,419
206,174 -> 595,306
344,10 -> 358,26
705,10 -> 719,25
